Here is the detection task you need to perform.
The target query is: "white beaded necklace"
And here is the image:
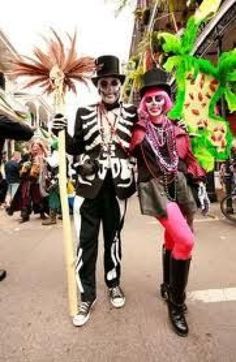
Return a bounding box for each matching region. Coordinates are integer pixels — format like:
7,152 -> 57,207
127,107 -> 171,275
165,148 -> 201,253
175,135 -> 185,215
98,104 -> 120,153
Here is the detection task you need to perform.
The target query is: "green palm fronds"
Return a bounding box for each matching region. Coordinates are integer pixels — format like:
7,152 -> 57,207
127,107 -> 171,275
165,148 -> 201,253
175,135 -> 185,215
158,17 -> 200,56
158,33 -> 182,54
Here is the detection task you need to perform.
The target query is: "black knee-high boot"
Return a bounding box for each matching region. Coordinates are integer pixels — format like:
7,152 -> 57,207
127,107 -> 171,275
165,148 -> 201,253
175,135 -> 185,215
167,257 -> 191,337
160,246 -> 171,300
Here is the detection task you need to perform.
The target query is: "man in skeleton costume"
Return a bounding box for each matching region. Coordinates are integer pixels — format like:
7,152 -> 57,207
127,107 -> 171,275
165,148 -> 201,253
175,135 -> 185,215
53,55 -> 137,327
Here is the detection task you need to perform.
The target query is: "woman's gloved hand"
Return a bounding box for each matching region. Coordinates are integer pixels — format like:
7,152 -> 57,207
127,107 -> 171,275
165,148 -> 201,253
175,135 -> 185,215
198,181 -> 210,215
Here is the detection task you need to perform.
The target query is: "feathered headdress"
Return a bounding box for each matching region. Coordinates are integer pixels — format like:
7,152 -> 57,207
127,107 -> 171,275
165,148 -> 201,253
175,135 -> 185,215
10,29 -> 96,109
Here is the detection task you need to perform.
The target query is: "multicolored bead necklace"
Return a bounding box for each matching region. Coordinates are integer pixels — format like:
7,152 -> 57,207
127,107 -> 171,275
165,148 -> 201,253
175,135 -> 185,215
145,117 -> 179,201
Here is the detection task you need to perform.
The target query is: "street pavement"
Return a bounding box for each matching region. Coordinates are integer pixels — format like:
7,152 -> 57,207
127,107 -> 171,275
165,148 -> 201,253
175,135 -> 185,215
0,196 -> 236,362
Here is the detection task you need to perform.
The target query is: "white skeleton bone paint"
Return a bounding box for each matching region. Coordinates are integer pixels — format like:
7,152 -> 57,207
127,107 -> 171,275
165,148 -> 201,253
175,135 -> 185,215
145,94 -> 165,117
98,77 -> 121,104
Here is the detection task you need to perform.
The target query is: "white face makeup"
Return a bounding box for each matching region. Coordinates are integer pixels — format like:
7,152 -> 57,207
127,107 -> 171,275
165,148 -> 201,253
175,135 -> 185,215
144,94 -> 165,117
98,77 -> 121,104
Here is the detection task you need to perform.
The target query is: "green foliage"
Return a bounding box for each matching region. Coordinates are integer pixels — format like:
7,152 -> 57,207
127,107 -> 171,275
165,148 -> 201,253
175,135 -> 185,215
158,33 -> 181,54
163,55 -> 181,73
224,88 -> 236,112
180,17 -> 200,54
157,14 -> 236,170
217,50 -> 236,83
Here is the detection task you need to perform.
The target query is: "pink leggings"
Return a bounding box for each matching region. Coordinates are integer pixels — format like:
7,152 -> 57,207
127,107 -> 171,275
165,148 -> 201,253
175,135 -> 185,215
158,202 -> 194,260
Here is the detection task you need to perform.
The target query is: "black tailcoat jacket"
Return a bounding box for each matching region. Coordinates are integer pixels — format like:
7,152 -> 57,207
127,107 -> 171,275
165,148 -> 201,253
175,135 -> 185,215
66,103 -> 137,200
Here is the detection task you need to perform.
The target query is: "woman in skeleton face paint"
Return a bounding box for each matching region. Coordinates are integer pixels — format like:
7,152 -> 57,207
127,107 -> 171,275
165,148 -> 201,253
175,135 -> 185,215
130,68 -> 209,337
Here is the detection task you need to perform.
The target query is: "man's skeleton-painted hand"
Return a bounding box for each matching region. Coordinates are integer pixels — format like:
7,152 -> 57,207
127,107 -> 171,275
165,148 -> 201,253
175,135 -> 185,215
51,114 -> 68,134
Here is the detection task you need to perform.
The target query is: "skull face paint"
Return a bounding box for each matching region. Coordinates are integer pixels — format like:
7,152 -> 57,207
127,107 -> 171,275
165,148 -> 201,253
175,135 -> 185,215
98,77 -> 121,104
144,91 -> 166,117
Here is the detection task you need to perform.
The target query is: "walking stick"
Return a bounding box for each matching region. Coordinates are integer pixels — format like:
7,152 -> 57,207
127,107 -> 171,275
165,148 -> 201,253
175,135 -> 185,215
58,128 -> 78,316
50,63 -> 79,317
11,30 -> 95,318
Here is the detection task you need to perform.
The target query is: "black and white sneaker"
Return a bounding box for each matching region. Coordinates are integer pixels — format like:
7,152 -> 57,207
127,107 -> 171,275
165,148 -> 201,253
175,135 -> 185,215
72,299 -> 96,327
109,286 -> 126,308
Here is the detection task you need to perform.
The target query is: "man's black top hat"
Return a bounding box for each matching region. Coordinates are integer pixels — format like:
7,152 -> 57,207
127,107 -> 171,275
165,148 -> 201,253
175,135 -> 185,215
92,55 -> 125,86
140,68 -> 171,98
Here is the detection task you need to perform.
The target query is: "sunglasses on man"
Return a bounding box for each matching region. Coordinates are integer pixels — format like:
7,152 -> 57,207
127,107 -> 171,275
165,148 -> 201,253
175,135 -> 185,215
98,79 -> 121,89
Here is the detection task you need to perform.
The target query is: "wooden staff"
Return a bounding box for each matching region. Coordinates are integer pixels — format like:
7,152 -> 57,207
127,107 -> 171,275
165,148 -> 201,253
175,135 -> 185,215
52,71 -> 78,316
58,128 -> 78,317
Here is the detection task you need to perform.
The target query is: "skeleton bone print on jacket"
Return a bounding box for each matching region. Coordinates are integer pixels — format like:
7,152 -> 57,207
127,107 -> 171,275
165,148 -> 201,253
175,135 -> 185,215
66,103 -> 137,200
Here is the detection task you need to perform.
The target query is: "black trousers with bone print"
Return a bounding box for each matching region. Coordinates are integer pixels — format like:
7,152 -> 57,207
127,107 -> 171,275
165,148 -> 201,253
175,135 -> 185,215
74,171 -> 127,302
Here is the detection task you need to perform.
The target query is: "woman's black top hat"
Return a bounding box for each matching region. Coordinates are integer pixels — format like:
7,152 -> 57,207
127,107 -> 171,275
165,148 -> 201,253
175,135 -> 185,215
92,55 -> 126,86
140,68 -> 171,98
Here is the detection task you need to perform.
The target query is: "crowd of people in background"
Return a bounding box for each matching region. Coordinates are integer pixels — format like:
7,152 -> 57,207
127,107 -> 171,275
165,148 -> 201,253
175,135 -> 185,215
0,140 -> 76,225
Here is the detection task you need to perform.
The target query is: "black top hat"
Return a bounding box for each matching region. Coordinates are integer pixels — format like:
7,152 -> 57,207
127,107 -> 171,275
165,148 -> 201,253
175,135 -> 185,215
140,68 -> 171,98
92,55 -> 125,86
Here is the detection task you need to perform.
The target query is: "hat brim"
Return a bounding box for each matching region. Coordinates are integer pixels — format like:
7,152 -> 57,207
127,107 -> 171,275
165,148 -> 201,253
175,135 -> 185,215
92,74 -> 126,87
140,83 -> 171,98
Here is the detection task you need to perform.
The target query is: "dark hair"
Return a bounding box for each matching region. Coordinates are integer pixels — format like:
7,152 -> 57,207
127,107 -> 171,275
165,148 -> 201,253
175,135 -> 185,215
21,153 -> 30,162
0,73 -> 6,90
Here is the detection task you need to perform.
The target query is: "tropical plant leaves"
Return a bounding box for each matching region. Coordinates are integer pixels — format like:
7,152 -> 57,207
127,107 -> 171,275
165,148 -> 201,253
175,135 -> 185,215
224,88 -> 236,112
163,55 -> 181,72
157,33 -> 181,54
226,71 -> 236,82
180,17 -> 199,54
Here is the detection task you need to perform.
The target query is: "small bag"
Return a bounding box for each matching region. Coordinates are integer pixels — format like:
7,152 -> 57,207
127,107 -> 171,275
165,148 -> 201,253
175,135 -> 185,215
29,163 -> 40,180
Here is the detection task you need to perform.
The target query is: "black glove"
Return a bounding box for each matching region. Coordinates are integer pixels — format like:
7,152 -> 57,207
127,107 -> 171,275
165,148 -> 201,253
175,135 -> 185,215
78,159 -> 98,177
51,113 -> 67,136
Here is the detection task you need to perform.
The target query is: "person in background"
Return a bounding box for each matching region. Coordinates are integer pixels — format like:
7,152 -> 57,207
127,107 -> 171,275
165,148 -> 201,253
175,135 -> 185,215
4,151 -> 21,209
42,140 -> 61,225
219,146 -> 236,192
0,105 -> 33,281
0,172 -> 7,207
0,151 -> 8,207
10,139 -> 48,223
